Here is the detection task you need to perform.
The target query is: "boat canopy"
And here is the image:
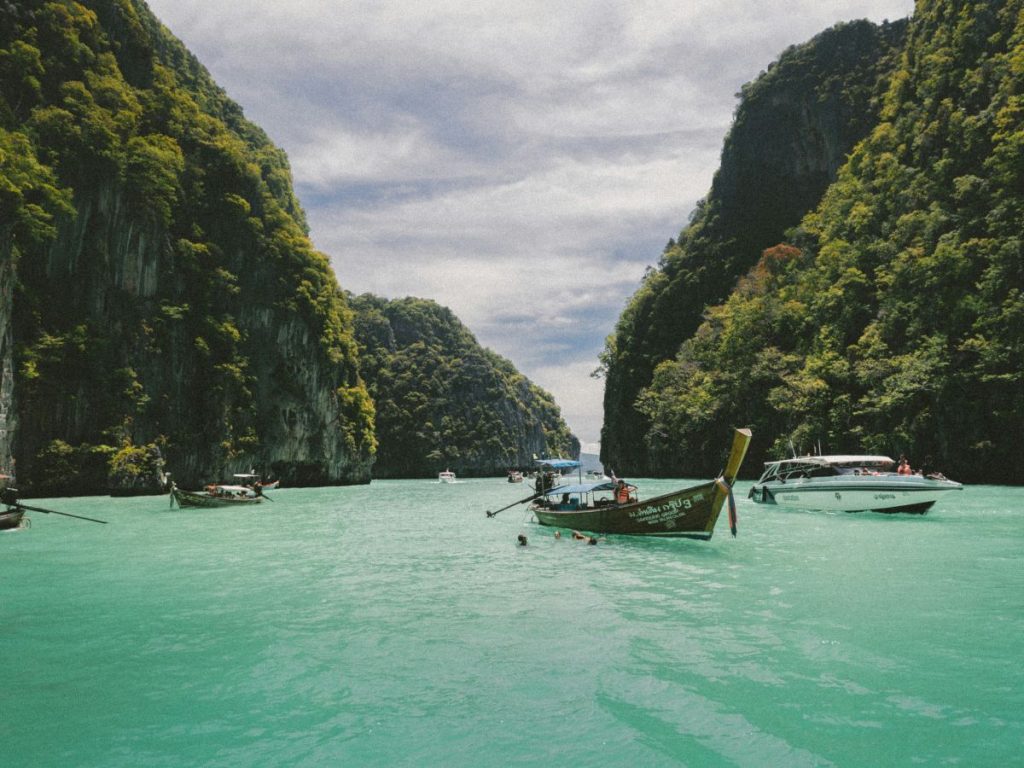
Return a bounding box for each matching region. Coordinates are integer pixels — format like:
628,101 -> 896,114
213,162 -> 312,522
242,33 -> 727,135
536,458 -> 581,471
544,480 -> 616,497
765,455 -> 894,467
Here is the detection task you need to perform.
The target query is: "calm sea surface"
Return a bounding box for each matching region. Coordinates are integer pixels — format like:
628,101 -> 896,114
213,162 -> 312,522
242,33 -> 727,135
2,478 -> 1021,767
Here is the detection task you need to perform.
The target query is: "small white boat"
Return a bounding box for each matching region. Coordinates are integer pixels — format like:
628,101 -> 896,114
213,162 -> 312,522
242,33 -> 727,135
749,455 -> 963,514
438,469 -> 457,484
233,473 -> 280,490
507,471 -> 523,483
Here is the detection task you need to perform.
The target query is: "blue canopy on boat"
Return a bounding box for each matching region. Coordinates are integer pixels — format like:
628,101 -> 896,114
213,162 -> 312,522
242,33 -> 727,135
544,481 -> 616,497
535,458 -> 580,470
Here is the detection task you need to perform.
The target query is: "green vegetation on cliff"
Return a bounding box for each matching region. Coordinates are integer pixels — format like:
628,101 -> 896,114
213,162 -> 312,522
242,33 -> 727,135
599,19 -> 908,475
0,0 -> 375,492
351,295 -> 577,478
607,1 -> 1023,482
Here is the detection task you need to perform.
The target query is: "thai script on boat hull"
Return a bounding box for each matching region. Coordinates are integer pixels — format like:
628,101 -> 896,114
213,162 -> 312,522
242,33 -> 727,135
628,492 -> 706,525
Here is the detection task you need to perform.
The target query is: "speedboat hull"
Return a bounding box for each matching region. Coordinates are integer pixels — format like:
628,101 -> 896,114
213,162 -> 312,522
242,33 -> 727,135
750,475 -> 963,513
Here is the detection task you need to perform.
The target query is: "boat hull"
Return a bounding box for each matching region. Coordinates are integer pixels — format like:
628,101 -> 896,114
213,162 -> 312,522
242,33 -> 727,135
170,487 -> 262,508
0,508 -> 25,530
532,480 -> 728,538
750,476 -> 963,513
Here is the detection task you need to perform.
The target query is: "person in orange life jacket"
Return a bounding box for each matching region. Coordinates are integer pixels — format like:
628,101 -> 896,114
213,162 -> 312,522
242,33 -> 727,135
615,479 -> 632,504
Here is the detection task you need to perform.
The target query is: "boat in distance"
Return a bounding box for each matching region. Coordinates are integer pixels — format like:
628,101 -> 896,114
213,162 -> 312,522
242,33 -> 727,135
749,455 -> 963,514
170,482 -> 264,508
438,469 -> 457,484
531,428 -> 752,539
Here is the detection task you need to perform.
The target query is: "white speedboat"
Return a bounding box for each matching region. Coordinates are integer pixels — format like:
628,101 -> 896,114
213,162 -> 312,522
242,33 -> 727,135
749,455 -> 963,514
438,469 -> 456,483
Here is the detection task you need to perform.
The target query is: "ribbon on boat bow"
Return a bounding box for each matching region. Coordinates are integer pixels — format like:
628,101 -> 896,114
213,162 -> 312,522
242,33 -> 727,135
715,477 -> 738,537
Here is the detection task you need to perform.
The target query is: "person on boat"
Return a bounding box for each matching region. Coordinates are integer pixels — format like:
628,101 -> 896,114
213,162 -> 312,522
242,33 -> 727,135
614,479 -> 634,504
898,455 -> 912,475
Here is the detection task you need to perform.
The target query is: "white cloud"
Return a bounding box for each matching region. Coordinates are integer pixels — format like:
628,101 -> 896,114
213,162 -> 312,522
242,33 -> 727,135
146,0 -> 916,449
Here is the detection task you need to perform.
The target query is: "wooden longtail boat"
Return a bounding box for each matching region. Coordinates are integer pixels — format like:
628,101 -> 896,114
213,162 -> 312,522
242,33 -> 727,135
0,506 -> 25,530
0,476 -> 21,530
0,487 -> 108,526
233,473 -> 279,490
530,428 -> 752,539
170,483 -> 263,508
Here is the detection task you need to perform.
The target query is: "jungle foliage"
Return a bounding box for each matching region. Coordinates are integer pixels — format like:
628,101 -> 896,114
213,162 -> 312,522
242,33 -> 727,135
599,18 -> 909,475
605,1 -> 1023,483
0,0 -> 374,491
350,295 -> 577,478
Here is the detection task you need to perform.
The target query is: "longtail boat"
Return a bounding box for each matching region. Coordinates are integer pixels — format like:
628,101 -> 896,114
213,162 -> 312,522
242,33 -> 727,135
233,473 -> 279,490
1,487 -> 108,526
0,476 -> 21,530
170,482 -> 263,508
529,428 -> 752,539
0,506 -> 25,530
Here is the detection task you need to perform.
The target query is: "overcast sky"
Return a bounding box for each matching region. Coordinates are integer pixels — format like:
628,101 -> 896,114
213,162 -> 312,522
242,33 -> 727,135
145,0 -> 915,454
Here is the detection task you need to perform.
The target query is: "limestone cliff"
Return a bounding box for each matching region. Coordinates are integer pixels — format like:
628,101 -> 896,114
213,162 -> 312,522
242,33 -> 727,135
0,253 -> 14,479
1,0 -> 375,493
599,19 -> 908,475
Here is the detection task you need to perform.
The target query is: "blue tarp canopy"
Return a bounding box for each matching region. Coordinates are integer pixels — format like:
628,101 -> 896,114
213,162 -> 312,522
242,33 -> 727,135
535,458 -> 580,470
544,481 -> 616,497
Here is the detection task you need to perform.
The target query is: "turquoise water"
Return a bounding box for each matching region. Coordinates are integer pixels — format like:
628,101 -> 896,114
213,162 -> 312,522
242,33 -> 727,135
2,479 -> 1021,767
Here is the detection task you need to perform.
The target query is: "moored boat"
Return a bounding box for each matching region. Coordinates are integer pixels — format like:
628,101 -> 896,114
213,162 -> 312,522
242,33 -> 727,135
1,486 -> 107,526
233,473 -> 280,490
170,482 -> 263,508
749,455 -> 963,514
530,428 -> 752,538
0,506 -> 25,530
0,475 -> 22,529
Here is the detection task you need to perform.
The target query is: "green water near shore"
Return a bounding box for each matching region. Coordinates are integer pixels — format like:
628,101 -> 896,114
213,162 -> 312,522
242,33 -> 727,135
2,479 -> 1021,766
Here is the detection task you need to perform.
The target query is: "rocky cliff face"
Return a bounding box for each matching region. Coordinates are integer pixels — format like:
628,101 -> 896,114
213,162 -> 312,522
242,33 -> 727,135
600,19 -> 908,475
0,251 -> 14,480
1,0 -> 375,493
